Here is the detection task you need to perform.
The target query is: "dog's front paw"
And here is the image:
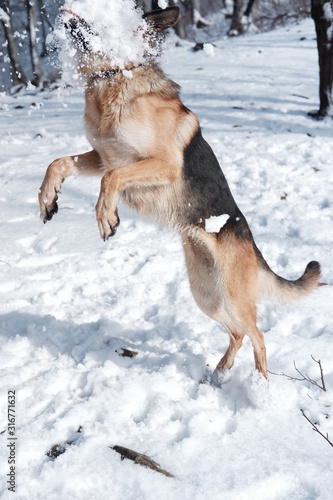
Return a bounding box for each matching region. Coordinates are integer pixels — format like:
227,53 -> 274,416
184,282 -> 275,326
95,200 -> 120,241
38,184 -> 61,223
39,161 -> 66,223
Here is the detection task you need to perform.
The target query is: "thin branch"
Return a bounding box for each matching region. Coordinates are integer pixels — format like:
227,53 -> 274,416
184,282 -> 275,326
268,357 -> 326,392
311,356 -> 326,392
300,409 -> 333,448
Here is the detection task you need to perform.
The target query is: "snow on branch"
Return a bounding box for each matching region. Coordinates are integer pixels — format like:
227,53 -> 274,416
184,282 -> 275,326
0,7 -> 10,24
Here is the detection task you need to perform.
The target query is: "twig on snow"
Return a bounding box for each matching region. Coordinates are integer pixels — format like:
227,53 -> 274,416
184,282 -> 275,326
300,409 -> 333,448
112,445 -> 174,478
268,356 -> 326,392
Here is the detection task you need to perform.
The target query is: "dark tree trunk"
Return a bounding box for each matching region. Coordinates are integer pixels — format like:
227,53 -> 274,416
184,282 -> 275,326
229,0 -> 245,36
310,0 -> 333,117
244,0 -> 257,18
0,0 -> 28,86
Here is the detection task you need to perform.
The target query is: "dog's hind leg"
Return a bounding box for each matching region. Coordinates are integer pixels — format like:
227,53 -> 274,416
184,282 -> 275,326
182,222 -> 268,379
214,329 -> 245,371
182,233 -> 246,373
213,221 -> 268,378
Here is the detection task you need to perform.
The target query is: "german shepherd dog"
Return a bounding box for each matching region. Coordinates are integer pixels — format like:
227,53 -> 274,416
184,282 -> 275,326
39,7 -> 320,379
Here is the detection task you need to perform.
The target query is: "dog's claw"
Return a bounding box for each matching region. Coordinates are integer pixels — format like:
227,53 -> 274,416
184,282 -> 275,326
111,219 -> 120,237
96,205 -> 120,241
105,217 -> 120,240
39,185 -> 60,224
43,201 -> 58,223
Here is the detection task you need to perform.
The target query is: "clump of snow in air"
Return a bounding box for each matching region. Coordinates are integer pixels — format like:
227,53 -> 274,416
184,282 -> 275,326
203,43 -> 215,57
205,214 -> 229,233
158,0 -> 168,9
52,0 -> 155,86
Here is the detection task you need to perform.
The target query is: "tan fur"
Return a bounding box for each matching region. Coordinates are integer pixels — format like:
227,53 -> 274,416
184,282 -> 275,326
182,226 -> 268,377
39,12 -> 320,380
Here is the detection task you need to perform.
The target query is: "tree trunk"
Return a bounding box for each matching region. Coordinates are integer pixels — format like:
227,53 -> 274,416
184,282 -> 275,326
25,0 -> 48,86
136,0 -> 151,11
190,0 -> 208,28
0,0 -> 28,86
229,0 -> 245,36
170,0 -> 187,39
310,0 -> 333,117
190,0 -> 200,24
244,0 -> 257,18
37,0 -> 49,56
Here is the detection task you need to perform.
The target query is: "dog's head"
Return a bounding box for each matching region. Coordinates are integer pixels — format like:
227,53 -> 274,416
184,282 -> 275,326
59,3 -> 179,77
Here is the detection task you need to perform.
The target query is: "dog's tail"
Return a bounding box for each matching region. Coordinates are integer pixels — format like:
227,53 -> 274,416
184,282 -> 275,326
255,245 -> 321,304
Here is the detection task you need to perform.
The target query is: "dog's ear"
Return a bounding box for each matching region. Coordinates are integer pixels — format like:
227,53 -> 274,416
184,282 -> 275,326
143,6 -> 180,31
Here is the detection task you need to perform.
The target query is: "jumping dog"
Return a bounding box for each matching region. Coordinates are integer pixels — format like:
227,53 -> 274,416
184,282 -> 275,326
39,7 -> 321,379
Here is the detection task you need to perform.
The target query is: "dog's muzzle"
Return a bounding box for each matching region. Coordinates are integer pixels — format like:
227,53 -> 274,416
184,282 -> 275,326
61,9 -> 95,53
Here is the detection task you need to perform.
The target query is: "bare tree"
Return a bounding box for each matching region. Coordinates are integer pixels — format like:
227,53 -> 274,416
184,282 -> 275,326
25,0 -> 48,86
310,0 -> 333,118
228,0 -> 259,35
0,0 -> 28,86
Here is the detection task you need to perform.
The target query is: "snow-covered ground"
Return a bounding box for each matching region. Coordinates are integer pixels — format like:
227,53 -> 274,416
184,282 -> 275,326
1,18 -> 333,499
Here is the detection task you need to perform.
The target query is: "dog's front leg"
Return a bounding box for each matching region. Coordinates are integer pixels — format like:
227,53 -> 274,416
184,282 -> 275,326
95,168 -> 120,240
39,150 -> 102,223
95,157 -> 179,240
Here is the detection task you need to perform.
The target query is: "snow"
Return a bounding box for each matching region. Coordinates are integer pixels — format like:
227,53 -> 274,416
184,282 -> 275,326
323,2 -> 333,23
1,17 -> 333,500
205,214 -> 229,233
0,7 -> 10,24
203,42 -> 215,57
323,2 -> 333,40
158,0 -> 169,9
